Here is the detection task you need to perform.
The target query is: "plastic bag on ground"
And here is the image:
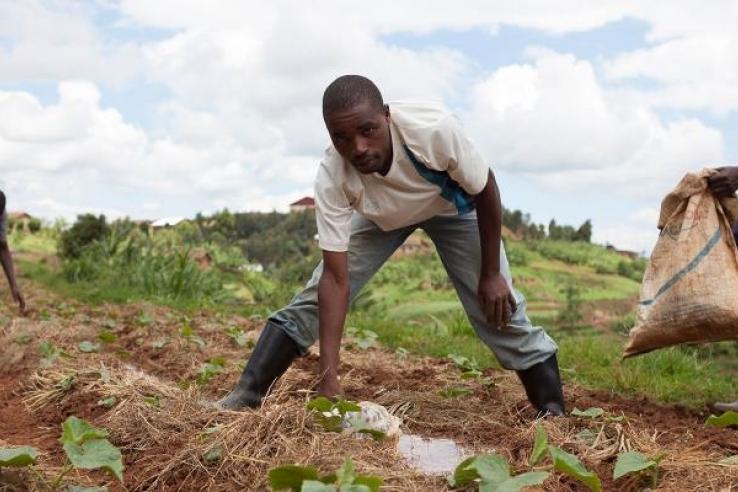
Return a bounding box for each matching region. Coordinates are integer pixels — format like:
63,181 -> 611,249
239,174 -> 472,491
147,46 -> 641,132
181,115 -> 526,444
343,401 -> 402,438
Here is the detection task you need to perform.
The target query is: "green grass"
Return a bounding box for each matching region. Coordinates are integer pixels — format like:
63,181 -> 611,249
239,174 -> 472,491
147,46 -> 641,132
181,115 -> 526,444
17,259 -> 260,316
352,312 -> 738,408
9,230 -> 58,255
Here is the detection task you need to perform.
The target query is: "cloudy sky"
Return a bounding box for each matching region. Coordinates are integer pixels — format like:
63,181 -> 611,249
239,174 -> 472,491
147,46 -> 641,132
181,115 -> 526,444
1,1 -> 737,252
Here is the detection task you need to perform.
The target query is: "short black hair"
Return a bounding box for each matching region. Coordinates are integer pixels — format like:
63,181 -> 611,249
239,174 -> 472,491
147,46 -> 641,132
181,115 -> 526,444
0,191 -> 5,215
322,75 -> 384,118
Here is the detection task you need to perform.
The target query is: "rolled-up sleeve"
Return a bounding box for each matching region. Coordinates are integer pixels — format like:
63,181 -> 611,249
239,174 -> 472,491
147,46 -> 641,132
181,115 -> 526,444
314,164 -> 353,252
433,115 -> 489,195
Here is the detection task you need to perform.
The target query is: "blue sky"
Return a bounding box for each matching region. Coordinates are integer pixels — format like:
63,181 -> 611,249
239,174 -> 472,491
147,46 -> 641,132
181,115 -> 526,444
1,1 -> 737,253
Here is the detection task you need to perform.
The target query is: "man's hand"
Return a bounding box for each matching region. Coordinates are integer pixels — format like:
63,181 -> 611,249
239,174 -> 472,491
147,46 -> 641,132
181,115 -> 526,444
12,288 -> 25,314
708,166 -> 738,197
317,373 -> 342,400
478,272 -> 516,328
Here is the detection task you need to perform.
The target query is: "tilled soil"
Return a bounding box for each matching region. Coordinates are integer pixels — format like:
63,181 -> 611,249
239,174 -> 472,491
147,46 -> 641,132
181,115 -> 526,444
0,280 -> 737,491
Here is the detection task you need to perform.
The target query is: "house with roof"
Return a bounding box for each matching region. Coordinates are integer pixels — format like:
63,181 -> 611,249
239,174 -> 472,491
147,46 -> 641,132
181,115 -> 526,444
289,196 -> 315,213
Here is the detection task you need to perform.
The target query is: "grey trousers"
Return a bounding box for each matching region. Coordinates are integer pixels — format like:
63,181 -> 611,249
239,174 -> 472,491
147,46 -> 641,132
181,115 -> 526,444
269,212 -> 557,370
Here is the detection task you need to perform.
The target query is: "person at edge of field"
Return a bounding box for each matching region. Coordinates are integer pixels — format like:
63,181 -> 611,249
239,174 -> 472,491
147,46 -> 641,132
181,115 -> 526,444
216,75 -> 565,417
707,166 -> 738,413
0,191 -> 26,314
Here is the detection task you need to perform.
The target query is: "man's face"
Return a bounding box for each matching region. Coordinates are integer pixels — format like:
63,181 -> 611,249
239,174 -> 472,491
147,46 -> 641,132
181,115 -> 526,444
324,101 -> 392,175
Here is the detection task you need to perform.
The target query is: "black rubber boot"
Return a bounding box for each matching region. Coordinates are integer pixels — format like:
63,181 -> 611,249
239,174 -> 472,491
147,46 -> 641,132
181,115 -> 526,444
516,354 -> 565,417
216,322 -> 300,410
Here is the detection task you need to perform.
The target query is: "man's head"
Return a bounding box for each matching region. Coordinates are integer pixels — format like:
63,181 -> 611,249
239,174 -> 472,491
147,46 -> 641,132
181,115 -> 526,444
322,75 -> 392,175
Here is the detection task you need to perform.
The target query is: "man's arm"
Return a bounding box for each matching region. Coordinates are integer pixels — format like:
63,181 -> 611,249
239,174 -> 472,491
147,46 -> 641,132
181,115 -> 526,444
316,249 -> 350,398
474,170 -> 516,327
0,240 -> 25,314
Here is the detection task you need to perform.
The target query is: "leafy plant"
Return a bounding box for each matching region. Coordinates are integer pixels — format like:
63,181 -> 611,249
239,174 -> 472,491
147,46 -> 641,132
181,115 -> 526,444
529,423 -> 548,466
180,322 -> 206,349
78,341 -> 100,353
571,407 -> 605,419
59,416 -> 124,482
346,326 -> 379,350
548,446 -> 601,492
269,457 -> 382,492
613,451 -> 662,486
0,446 -> 38,467
447,353 -> 482,378
197,357 -> 226,385
39,341 -> 69,368
448,454 -> 549,491
705,411 -> 738,428
224,326 -> 251,347
97,330 -> 117,343
439,386 -> 472,399
97,396 -> 117,408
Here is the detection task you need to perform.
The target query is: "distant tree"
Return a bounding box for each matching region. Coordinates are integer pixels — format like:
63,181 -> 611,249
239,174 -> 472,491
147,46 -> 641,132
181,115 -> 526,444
574,219 -> 592,243
59,214 -> 110,259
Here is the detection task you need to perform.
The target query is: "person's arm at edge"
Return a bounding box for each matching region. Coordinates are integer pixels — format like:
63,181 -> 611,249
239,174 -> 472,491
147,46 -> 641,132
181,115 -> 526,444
316,249 -> 349,398
0,239 -> 25,314
474,170 -> 515,327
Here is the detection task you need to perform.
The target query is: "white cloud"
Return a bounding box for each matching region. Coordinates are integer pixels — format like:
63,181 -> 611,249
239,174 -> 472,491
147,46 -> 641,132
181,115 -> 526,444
0,1 -> 141,85
0,82 -> 319,221
604,35 -> 738,114
465,50 -> 724,196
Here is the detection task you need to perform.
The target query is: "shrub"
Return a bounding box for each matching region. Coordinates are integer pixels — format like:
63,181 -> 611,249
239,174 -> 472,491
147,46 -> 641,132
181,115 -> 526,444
59,214 -> 110,259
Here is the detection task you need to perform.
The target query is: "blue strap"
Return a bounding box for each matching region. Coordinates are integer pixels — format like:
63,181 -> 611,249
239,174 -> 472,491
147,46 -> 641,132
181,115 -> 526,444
402,144 -> 475,214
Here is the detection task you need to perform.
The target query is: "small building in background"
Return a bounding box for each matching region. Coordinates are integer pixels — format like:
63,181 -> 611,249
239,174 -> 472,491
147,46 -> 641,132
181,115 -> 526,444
8,211 -> 38,232
289,196 -> 315,213
151,217 -> 187,228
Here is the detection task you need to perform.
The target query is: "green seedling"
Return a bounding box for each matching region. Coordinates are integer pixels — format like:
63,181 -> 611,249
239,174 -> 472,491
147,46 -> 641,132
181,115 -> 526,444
613,451 -> 663,487
447,353 -> 482,379
448,453 -> 549,491
269,457 -> 382,492
59,416 -> 124,483
143,394 -> 161,407
571,407 -> 605,419
346,326 -> 379,350
0,446 -> 38,467
439,386 -> 472,399
197,357 -> 226,385
97,329 -> 117,343
180,322 -> 206,349
202,443 -> 224,464
97,396 -> 117,408
705,411 -> 738,428
78,341 -> 100,353
529,422 -> 548,466
395,347 -> 409,359
39,341 -> 71,369
224,326 -> 251,347
57,374 -> 76,392
548,446 -> 601,492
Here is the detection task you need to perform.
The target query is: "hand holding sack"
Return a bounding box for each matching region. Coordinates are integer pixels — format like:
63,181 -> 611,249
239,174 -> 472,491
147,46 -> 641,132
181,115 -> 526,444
624,168 -> 738,357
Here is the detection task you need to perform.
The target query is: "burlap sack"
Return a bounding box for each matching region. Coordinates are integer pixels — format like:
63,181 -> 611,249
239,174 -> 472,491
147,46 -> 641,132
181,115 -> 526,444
624,168 -> 738,357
